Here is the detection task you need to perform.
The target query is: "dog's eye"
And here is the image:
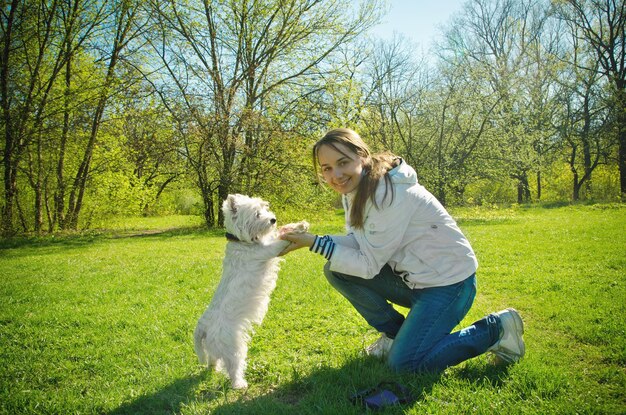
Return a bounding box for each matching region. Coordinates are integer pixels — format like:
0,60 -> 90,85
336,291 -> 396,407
256,212 -> 261,218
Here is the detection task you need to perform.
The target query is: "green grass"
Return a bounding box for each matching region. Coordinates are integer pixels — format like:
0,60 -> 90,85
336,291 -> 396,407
1,205 -> 625,414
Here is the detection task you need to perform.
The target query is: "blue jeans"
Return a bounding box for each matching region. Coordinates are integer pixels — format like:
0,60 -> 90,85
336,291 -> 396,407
324,262 -> 501,373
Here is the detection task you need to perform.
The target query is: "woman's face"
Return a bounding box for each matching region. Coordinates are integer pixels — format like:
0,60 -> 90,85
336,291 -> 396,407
317,143 -> 364,194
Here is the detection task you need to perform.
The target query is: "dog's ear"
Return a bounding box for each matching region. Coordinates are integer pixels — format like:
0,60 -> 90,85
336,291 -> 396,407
226,194 -> 237,214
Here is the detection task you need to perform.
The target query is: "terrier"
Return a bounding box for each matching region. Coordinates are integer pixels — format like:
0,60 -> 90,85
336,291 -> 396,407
193,194 -> 308,389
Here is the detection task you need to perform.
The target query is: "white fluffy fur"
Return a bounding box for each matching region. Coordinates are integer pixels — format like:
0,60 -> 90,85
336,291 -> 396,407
193,194 -> 308,389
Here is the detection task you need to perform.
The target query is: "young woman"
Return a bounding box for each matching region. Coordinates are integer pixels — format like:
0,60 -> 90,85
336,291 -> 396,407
280,128 -> 525,373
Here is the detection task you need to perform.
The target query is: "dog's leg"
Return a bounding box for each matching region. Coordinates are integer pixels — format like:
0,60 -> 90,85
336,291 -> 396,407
223,339 -> 249,389
263,239 -> 291,257
224,355 -> 248,389
213,357 -> 223,372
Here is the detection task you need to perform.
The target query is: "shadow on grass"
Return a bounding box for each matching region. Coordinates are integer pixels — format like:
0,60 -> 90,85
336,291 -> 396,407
0,232 -> 102,251
106,356 -> 512,415
109,226 -> 217,239
106,373 -> 207,415
211,359 -> 512,414
0,226 -> 221,252
454,360 -> 512,387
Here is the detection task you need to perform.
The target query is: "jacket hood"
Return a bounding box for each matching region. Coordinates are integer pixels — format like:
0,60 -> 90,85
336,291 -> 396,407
344,158 -> 418,200
388,158 -> 418,185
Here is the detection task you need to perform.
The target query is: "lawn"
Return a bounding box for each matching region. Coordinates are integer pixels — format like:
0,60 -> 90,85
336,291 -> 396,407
0,204 -> 624,414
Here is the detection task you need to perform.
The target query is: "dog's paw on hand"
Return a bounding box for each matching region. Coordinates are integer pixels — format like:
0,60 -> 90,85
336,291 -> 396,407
279,221 -> 309,236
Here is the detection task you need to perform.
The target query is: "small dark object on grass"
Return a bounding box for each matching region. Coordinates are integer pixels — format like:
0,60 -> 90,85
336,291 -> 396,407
350,381 -> 414,410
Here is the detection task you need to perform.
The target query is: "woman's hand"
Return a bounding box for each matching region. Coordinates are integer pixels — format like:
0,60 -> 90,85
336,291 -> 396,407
278,231 -> 316,256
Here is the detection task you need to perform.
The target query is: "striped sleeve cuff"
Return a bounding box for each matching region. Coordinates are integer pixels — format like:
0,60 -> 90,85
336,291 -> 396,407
309,235 -> 336,260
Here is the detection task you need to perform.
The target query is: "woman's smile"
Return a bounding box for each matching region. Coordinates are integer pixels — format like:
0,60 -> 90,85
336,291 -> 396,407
334,177 -> 351,187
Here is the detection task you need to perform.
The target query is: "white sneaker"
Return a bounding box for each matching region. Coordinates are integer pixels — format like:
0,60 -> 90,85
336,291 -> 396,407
365,334 -> 394,358
488,308 -> 525,364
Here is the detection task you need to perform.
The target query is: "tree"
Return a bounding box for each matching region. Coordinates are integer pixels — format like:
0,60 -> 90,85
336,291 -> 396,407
555,15 -> 613,200
0,0 -> 109,234
145,0 -> 383,227
441,0 -> 553,203
425,60 -> 504,205
556,0 -> 626,197
52,0 -> 112,231
63,0 -> 146,229
360,34 -> 430,168
0,0 -> 151,234
522,13 -> 564,200
118,90 -> 183,214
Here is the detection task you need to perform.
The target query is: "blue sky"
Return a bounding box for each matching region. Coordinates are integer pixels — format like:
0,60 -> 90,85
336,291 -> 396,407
368,0 -> 466,48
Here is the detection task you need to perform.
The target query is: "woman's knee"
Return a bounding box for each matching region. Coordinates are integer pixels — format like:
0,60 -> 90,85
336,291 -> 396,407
386,350 -> 420,373
385,334 -> 434,373
386,351 -> 433,374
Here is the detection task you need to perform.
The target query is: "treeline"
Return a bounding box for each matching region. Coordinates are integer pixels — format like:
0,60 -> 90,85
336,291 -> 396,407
1,0 -> 624,235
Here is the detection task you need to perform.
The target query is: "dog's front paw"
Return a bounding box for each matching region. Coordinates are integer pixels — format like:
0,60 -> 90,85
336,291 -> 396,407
279,220 -> 309,236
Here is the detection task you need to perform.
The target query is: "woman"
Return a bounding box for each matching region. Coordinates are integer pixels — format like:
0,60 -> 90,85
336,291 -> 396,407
280,128 -> 524,373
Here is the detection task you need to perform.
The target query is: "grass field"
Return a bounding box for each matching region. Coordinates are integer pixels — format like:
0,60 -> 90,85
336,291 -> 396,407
0,204 -> 625,414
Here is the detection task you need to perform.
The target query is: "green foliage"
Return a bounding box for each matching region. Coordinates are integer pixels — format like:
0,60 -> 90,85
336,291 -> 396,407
2,0 -> 623,235
159,188 -> 205,216
1,204 -> 625,413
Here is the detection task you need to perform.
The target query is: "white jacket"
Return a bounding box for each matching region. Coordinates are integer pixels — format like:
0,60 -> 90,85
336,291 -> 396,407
329,160 -> 478,289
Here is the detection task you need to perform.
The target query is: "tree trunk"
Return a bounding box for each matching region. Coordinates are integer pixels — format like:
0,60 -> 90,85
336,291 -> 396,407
55,53 -> 72,230
217,176 -> 230,228
618,88 -> 626,197
537,170 -> 542,200
618,127 -> 626,200
202,193 -> 215,228
64,1 -> 135,229
517,172 -> 530,204
2,158 -> 17,236
0,0 -> 19,236
581,86 -> 592,199
65,92 -> 107,230
33,136 -> 44,234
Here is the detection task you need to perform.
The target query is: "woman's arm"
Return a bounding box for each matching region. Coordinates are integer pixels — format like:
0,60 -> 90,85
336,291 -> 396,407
328,196 -> 413,278
280,189 -> 414,277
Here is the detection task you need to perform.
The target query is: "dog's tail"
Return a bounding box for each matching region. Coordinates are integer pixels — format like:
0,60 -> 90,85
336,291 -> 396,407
193,324 -> 209,365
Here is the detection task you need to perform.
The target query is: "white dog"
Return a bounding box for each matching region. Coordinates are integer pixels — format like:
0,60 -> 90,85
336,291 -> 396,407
193,194 -> 308,389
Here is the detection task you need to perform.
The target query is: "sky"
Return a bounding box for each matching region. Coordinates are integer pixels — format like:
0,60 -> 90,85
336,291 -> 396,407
368,0 -> 466,50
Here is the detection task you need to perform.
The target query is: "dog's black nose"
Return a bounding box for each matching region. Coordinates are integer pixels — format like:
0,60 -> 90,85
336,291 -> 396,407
270,218 -> 276,224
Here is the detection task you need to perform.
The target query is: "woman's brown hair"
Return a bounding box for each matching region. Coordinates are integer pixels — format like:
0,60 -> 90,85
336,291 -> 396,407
313,128 -> 398,229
